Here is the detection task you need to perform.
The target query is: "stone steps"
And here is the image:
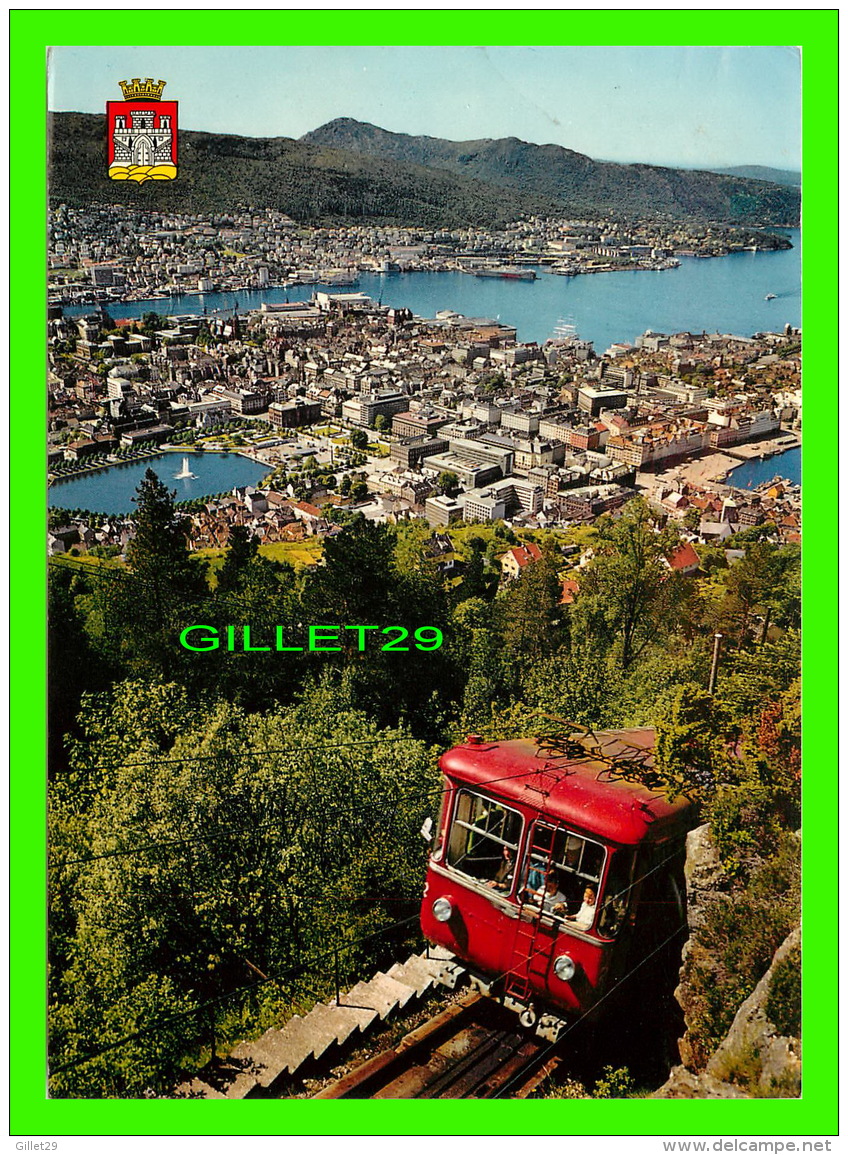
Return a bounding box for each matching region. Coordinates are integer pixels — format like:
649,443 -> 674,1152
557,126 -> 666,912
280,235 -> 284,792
174,950 -> 460,1099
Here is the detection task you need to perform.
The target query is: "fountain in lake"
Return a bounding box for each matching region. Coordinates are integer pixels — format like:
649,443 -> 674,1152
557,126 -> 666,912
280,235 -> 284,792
174,456 -> 197,479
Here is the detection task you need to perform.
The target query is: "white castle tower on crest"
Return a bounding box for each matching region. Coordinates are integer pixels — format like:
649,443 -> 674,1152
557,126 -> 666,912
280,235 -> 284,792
111,107 -> 174,169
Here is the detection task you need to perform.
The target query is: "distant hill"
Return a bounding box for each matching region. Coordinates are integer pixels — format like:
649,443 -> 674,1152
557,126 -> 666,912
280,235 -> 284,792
49,111 -> 800,229
709,165 -> 801,188
48,112 -> 567,228
301,119 -> 800,226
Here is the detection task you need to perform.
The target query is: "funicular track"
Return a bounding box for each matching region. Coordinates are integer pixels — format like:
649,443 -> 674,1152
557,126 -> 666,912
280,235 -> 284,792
313,992 -> 561,1099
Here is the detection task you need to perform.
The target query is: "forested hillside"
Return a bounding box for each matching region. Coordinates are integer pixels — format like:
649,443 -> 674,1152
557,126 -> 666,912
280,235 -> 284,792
301,118 -> 801,226
48,475 -> 801,1096
49,113 -> 565,227
50,112 -> 800,228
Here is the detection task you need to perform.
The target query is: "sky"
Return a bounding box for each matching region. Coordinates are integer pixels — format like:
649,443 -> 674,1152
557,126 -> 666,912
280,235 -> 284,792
47,45 -> 801,171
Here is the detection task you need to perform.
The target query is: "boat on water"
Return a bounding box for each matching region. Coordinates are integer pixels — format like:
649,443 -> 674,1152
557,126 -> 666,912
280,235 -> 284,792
553,318 -> 578,341
465,266 -> 537,281
764,293 -> 777,300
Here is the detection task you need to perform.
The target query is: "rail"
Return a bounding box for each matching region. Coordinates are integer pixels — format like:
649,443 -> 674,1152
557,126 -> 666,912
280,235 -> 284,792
313,991 -> 560,1099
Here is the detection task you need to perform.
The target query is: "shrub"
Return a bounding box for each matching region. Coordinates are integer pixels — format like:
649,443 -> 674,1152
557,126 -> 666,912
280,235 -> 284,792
765,944 -> 801,1039
680,834 -> 800,1069
593,1065 -> 635,1098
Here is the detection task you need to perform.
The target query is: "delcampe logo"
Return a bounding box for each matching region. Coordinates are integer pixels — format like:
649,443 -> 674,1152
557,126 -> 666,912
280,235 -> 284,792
107,78 -> 177,183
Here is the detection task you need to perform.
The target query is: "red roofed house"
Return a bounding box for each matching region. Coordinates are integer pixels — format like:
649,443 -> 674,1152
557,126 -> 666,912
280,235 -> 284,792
664,541 -> 701,576
500,541 -> 543,581
559,577 -> 580,604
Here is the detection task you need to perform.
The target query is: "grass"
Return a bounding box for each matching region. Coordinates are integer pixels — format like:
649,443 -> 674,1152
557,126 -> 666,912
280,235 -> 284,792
49,552 -> 126,572
260,540 -> 324,567
192,540 -> 324,571
49,266 -> 88,281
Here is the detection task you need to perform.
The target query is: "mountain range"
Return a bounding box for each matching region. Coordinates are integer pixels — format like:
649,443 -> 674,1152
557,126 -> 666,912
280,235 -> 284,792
49,112 -> 800,230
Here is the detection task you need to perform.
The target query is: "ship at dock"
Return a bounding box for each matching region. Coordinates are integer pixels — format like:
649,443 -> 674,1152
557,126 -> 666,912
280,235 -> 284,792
463,266 -> 537,281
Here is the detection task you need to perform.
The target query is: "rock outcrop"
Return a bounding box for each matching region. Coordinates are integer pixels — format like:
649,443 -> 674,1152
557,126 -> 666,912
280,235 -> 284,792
654,825 -> 801,1099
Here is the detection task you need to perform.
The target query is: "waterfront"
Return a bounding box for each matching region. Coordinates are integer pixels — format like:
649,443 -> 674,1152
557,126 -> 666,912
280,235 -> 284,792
48,451 -> 270,514
727,445 -> 801,490
64,232 -> 800,350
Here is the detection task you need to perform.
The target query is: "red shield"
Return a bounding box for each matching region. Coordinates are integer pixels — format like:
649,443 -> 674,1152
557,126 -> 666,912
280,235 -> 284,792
107,100 -> 178,178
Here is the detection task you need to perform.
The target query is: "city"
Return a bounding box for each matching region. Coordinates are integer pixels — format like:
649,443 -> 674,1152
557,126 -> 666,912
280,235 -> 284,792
40,40 -> 810,1114
48,260 -> 801,566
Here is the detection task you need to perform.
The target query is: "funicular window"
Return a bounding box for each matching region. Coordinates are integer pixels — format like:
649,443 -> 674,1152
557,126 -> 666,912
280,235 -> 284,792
429,783 -> 454,862
597,848 -> 635,940
521,824 -> 606,930
445,790 -> 523,891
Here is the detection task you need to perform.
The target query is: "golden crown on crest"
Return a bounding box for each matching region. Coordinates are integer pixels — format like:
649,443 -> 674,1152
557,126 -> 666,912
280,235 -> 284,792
119,78 -> 167,101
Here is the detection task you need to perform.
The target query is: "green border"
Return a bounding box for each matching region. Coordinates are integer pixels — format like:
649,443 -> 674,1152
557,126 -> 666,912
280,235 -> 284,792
13,11 -> 837,1137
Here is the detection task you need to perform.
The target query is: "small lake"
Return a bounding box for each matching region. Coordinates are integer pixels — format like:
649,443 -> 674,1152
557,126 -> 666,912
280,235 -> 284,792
48,451 -> 270,515
726,446 -> 801,491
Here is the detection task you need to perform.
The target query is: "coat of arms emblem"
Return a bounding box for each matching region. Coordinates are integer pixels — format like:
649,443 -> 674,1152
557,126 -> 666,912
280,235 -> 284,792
107,79 -> 177,183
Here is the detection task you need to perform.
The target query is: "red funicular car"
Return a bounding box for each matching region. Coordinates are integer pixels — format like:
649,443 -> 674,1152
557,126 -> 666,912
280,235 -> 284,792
420,728 -> 699,1042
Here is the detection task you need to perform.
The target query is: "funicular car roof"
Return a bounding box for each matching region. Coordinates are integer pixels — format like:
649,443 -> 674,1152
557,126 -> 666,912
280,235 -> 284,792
440,730 -> 695,847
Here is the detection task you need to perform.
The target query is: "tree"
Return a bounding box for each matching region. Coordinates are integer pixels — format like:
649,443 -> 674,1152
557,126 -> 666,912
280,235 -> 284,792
498,541 -> 563,675
373,414 -> 390,433
105,469 -> 208,678
215,525 -> 259,592
708,542 -> 799,646
348,429 -> 368,450
438,470 -> 460,497
654,683 -> 731,795
578,498 -> 681,670
457,535 -> 497,601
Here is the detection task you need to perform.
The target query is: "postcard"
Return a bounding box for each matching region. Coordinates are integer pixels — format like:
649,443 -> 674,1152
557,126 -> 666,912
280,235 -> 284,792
11,11 -> 837,1150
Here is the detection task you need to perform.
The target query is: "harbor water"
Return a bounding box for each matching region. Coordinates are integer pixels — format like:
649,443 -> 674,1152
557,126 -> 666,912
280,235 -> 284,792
726,445 -> 801,491
63,232 -> 801,351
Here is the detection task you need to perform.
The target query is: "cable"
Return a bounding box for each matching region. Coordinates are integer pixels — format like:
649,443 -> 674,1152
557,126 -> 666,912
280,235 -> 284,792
50,754 -> 599,870
50,773 -> 445,867
52,740 -> 685,871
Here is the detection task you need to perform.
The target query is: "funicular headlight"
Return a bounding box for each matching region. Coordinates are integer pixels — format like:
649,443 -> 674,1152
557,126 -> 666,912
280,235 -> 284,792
553,954 -> 576,982
432,897 -> 454,923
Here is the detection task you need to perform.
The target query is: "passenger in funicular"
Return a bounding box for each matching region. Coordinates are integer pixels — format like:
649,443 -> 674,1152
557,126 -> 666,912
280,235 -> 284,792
564,885 -> 597,930
535,871 -> 568,915
487,844 -> 515,892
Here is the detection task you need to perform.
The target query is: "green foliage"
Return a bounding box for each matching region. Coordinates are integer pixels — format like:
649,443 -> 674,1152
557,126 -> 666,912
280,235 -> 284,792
47,472 -> 802,1096
497,542 -> 563,677
577,498 -> 682,669
654,683 -> 731,796
593,1065 -> 635,1098
765,944 -> 801,1039
521,650 -> 618,729
101,470 -> 208,679
680,833 -> 800,1069
49,679 -> 438,1096
716,632 -> 801,726
438,470 -> 460,496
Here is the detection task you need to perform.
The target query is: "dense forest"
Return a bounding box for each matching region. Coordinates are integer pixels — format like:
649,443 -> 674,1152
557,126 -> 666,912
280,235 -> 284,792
48,472 -> 801,1096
